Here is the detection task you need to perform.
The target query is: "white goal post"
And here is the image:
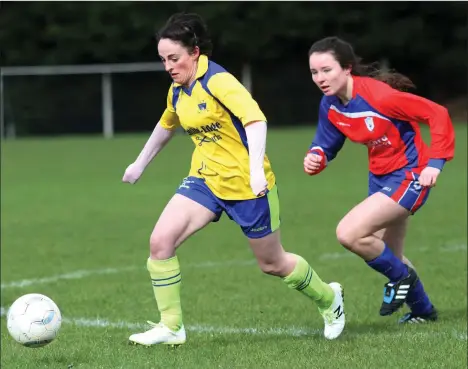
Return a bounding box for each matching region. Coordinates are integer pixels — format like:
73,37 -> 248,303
0,62 -> 165,139
0,62 -> 253,139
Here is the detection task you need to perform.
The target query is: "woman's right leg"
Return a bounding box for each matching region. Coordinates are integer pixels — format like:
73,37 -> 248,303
129,193 -> 218,346
335,193 -> 418,316
149,194 -> 218,260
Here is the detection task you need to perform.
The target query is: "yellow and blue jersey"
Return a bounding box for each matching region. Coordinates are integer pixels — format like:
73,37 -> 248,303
159,54 -> 276,200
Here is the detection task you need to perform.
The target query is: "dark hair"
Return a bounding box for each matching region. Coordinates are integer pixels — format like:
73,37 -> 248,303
157,13 -> 213,57
308,36 -> 415,91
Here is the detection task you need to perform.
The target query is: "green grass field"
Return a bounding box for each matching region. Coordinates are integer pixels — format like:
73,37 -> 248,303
1,125 -> 467,369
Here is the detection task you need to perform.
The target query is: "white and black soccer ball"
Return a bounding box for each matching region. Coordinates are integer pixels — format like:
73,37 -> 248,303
7,293 -> 62,348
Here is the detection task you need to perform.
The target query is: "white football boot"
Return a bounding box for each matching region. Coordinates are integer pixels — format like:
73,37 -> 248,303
319,282 -> 345,340
129,321 -> 186,346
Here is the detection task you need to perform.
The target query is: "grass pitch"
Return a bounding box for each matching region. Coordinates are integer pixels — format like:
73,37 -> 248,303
1,125 -> 466,369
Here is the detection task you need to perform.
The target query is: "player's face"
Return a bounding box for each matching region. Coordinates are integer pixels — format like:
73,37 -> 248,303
158,38 -> 199,86
309,52 -> 350,97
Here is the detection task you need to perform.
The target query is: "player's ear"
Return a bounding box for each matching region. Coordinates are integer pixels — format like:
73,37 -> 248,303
191,46 -> 201,59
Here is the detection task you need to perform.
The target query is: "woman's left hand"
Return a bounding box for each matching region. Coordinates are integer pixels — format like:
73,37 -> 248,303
250,170 -> 268,197
418,166 -> 441,188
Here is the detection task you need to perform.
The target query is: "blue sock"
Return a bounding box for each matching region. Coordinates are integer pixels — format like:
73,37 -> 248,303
366,244 -> 408,282
405,279 -> 433,315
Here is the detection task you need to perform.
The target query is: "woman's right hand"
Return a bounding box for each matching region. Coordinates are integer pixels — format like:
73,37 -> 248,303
122,162 -> 145,184
303,151 -> 326,175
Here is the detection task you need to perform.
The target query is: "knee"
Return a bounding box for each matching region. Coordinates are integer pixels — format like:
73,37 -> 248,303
258,260 -> 284,276
257,252 -> 295,277
336,221 -> 359,251
250,234 -> 294,277
149,232 -> 176,259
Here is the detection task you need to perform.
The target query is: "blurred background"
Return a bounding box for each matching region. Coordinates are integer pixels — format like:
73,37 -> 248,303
0,1 -> 466,138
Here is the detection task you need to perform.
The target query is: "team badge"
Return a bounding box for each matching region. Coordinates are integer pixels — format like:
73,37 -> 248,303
365,117 -> 375,131
198,101 -> 207,112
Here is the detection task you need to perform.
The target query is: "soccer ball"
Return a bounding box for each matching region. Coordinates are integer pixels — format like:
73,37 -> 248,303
7,293 -> 62,348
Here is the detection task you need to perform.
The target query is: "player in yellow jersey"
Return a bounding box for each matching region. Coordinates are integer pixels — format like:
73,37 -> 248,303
122,13 -> 345,344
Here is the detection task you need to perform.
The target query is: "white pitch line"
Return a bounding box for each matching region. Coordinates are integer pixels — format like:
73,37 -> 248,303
1,259 -> 257,290
44,320 -> 468,341
318,244 -> 467,261
441,244 -> 467,252
0,307 -> 465,341
188,259 -> 256,268
319,252 -> 354,261
63,318 -> 320,337
1,266 -> 139,289
2,244 -> 465,290
452,330 -> 468,341
0,307 -> 318,337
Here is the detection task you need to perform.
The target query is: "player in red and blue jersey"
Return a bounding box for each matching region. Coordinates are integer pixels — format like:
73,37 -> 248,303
304,36 -> 455,323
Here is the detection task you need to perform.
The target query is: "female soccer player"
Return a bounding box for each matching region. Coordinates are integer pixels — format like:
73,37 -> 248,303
122,14 -> 346,345
304,36 -> 455,323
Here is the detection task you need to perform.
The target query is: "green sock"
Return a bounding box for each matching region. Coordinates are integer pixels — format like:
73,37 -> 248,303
147,256 -> 183,331
283,254 -> 335,311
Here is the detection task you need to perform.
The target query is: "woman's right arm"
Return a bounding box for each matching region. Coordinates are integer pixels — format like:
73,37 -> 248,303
134,123 -> 176,168
123,86 -> 181,184
122,123 -> 177,184
304,98 -> 347,175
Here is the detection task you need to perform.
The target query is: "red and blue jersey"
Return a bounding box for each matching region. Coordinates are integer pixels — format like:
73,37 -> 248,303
309,76 -> 455,175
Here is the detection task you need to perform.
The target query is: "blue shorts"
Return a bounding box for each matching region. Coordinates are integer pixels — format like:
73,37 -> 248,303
369,169 -> 431,214
176,176 -> 281,239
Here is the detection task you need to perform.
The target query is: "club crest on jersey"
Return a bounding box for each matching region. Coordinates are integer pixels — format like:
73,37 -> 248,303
198,101 -> 207,112
365,117 -> 375,131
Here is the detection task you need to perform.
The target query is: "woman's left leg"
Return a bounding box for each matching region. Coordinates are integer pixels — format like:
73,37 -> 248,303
376,220 -> 437,323
225,185 -> 345,339
248,229 -> 346,340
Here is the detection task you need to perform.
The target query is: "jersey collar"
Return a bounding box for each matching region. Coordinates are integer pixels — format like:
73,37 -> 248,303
351,75 -> 361,98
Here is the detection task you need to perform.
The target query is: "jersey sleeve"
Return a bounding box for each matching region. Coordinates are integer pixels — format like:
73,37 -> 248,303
370,86 -> 455,162
309,98 -> 347,162
207,73 -> 266,125
159,85 -> 180,130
